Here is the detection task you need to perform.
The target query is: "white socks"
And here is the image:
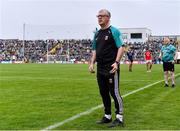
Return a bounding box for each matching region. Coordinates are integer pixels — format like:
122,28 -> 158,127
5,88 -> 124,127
116,114 -> 123,122
104,114 -> 123,121
164,74 -> 168,84
104,114 -> 112,120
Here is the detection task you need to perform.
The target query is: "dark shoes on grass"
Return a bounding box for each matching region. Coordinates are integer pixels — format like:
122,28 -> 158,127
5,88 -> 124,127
96,117 -> 124,128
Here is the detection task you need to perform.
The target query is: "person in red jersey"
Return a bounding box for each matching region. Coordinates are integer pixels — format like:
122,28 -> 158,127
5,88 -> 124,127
144,48 -> 153,72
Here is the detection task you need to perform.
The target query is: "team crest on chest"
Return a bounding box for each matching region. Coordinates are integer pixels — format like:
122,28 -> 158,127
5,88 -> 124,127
105,36 -> 108,40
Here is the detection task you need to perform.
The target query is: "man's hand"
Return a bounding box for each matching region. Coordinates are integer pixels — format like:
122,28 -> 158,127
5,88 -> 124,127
89,64 -> 95,73
172,60 -> 177,64
110,62 -> 118,74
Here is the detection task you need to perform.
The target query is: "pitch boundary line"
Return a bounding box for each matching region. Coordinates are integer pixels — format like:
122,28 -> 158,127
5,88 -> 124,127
41,73 -> 180,130
0,76 -> 158,82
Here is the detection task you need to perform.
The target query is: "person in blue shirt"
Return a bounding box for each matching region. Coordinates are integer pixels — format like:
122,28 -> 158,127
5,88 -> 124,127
159,37 -> 178,87
127,48 -> 134,72
89,9 -> 125,127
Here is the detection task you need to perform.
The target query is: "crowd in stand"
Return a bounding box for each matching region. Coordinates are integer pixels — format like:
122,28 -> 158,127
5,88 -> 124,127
0,39 -> 24,61
125,40 -> 163,63
0,38 -> 178,63
0,39 -> 47,62
52,39 -> 92,62
0,39 -> 92,63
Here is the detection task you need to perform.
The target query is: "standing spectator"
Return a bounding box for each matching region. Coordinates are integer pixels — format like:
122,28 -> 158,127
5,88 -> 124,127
176,49 -> 180,64
159,37 -> 177,87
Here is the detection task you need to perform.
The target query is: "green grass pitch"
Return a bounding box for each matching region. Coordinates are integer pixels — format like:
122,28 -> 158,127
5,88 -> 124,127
0,64 -> 180,130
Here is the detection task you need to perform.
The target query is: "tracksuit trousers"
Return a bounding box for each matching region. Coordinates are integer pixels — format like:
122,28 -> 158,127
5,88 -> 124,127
97,69 -> 123,115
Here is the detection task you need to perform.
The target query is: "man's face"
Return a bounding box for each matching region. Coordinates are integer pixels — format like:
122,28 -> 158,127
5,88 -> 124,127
97,11 -> 110,26
163,37 -> 170,45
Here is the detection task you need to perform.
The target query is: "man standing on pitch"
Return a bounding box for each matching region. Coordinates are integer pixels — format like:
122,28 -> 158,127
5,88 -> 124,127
159,37 -> 177,87
89,9 -> 125,127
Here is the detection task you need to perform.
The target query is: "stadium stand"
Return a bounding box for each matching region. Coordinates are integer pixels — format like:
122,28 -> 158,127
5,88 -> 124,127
0,38 -> 179,64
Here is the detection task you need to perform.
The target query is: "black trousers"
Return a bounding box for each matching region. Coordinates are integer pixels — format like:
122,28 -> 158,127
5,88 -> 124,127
97,69 -> 123,115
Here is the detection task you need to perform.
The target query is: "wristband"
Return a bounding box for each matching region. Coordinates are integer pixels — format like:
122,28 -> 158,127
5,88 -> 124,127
115,61 -> 120,65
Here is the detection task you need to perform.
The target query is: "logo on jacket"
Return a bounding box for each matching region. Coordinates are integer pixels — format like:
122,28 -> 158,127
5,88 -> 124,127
105,36 -> 108,40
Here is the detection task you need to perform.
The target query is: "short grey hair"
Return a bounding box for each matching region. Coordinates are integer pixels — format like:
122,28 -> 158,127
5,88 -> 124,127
99,9 -> 111,18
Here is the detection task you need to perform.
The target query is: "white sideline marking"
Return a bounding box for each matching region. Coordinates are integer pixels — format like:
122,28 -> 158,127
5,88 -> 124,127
0,76 -> 156,82
41,73 -> 180,131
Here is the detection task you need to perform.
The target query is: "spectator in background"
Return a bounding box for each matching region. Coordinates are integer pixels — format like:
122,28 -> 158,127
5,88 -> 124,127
159,37 -> 177,87
176,49 -> 180,64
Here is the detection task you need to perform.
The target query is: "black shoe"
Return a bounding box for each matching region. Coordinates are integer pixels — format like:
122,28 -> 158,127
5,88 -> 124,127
164,84 -> 169,87
108,118 -> 124,128
96,116 -> 112,124
172,84 -> 175,88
